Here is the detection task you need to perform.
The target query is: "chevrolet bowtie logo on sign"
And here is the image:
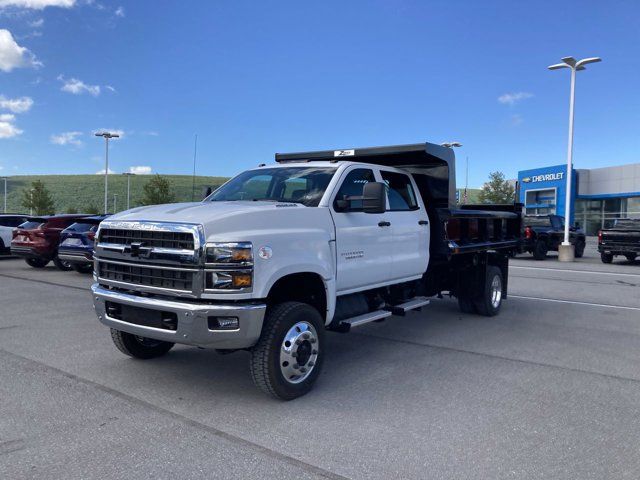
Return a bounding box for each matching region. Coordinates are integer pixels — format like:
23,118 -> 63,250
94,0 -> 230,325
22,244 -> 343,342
523,172 -> 564,183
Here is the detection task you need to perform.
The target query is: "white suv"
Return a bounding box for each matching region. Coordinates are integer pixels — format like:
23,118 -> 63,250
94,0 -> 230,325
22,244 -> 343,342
0,215 -> 28,255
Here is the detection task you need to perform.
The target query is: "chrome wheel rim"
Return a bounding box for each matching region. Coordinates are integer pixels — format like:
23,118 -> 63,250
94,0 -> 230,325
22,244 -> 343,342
279,321 -> 319,384
490,275 -> 502,309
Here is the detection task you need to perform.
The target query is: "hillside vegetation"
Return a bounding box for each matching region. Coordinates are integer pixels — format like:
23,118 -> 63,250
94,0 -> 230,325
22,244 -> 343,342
1,174 -> 228,214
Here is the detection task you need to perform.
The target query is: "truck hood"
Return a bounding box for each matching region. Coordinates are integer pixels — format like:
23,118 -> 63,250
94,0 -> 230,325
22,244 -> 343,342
107,201 -> 305,224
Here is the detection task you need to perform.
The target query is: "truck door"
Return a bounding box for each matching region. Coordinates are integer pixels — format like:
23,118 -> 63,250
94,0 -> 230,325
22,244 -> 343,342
380,170 -> 430,281
331,167 -> 394,293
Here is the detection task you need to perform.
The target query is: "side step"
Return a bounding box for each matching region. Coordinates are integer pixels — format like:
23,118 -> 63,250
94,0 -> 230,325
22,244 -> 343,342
337,296 -> 430,331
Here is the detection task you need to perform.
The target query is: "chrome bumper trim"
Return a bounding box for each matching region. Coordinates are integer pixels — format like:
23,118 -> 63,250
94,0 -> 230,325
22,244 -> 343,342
91,284 -> 266,349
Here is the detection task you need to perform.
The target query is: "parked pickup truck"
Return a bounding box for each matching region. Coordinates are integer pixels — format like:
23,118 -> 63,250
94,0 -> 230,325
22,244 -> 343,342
520,214 -> 586,260
91,142 -> 521,400
598,218 -> 640,263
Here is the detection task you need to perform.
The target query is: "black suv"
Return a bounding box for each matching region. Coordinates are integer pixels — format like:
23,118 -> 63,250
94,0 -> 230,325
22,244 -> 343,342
521,215 -> 586,260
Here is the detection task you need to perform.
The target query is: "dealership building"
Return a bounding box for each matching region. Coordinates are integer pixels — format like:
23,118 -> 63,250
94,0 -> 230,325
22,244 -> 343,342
518,162 -> 640,235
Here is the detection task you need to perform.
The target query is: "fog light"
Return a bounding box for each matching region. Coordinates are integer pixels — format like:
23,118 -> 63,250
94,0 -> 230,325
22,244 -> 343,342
232,273 -> 252,288
208,316 -> 239,330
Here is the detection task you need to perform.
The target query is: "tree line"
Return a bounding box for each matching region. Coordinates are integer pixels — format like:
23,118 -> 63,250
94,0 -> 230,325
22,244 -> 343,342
22,175 -> 178,215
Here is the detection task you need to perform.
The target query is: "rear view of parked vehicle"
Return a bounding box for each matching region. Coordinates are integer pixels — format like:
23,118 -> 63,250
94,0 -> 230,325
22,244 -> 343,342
58,215 -> 109,273
521,215 -> 586,260
11,214 -> 91,270
598,218 -> 640,264
0,214 -> 28,255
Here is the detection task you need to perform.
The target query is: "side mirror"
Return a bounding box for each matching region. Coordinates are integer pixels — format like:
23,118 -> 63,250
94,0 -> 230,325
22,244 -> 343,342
362,182 -> 386,214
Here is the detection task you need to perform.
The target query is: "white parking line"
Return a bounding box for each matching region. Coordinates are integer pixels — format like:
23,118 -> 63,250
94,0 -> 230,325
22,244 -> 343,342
510,265 -> 640,278
510,294 -> 640,311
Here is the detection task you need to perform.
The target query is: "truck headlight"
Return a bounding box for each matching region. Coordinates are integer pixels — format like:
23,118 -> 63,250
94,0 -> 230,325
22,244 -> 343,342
205,242 -> 253,265
206,270 -> 253,290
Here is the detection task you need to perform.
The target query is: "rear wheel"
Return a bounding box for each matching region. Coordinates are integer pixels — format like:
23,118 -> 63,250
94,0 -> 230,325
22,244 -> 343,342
601,252 -> 613,264
73,263 -> 93,274
53,255 -> 73,271
474,266 -> 504,317
110,329 -> 174,359
26,258 -> 49,268
574,240 -> 585,258
625,253 -> 637,262
532,240 -> 548,260
250,302 -> 324,400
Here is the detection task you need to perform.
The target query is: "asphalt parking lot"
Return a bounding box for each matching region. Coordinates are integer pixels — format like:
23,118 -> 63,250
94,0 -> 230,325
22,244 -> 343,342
1,241 -> 640,480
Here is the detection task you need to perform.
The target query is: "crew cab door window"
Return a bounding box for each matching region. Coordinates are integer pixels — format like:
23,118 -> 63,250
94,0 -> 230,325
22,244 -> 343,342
331,167 -> 393,292
380,171 -> 418,211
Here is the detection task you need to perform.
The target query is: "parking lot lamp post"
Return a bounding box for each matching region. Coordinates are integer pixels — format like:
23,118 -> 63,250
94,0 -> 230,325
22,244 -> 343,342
441,142 -> 462,148
122,172 -> 134,210
94,132 -> 120,214
548,56 -> 601,261
1,177 -> 6,213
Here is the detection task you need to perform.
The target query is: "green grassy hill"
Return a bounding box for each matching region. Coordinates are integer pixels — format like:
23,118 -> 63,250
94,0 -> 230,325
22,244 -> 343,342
1,174 -> 229,214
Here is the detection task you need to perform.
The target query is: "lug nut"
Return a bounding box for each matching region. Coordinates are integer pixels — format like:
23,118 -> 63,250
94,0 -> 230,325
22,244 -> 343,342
299,367 -> 307,373
293,363 -> 299,369
312,350 -> 318,355
309,338 -> 317,344
302,333 -> 310,340
295,338 -> 303,345
291,351 -> 298,358
307,362 -> 314,367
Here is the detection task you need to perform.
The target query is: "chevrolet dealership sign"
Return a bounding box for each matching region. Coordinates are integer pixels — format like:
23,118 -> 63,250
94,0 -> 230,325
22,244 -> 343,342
522,172 -> 564,183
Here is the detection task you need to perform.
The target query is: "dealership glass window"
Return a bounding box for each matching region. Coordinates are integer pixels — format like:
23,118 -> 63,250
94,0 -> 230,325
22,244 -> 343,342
603,198 -> 623,229
524,188 -> 556,215
626,197 -> 640,218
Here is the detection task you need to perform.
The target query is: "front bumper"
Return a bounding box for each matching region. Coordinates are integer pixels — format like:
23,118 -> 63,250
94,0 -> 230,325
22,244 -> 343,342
91,284 -> 266,349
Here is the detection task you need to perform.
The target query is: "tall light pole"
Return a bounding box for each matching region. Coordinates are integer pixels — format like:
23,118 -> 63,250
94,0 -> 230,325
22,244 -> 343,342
548,56 -> 601,261
441,141 -> 462,148
1,177 -> 6,213
122,172 -> 135,210
95,132 -> 120,214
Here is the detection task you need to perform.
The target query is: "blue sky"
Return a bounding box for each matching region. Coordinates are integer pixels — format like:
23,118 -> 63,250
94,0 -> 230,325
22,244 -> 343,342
0,0 -> 638,187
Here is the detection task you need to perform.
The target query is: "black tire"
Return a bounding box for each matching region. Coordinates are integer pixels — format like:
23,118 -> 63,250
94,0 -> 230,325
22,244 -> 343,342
53,255 -> 73,271
574,240 -> 585,258
26,257 -> 49,268
110,329 -> 174,359
532,240 -> 548,260
625,253 -> 637,262
73,263 -> 93,274
474,266 -> 504,317
250,302 -> 325,401
601,252 -> 613,264
457,295 -> 476,314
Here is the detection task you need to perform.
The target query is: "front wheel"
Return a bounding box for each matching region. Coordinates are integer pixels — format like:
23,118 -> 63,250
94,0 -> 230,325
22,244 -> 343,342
601,252 -> 613,264
26,257 -> 49,268
53,255 -> 73,271
532,240 -> 548,260
110,329 -> 174,359
474,266 -> 504,317
250,302 -> 325,400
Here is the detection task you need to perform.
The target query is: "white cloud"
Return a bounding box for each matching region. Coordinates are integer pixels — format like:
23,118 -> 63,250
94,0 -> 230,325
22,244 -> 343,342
58,75 -> 101,96
0,29 -> 42,72
498,92 -> 533,106
0,95 -> 34,113
92,128 -> 124,138
114,5 -> 123,16
128,165 -> 152,175
95,167 -> 115,174
29,18 -> 44,27
0,116 -> 22,138
0,0 -> 75,9
51,130 -> 83,146
0,113 -> 15,121
105,85 -> 116,93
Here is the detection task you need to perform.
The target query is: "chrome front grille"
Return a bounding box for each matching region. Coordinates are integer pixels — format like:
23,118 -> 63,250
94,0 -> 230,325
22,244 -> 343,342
95,222 -> 204,296
97,260 -> 194,292
99,228 -> 195,250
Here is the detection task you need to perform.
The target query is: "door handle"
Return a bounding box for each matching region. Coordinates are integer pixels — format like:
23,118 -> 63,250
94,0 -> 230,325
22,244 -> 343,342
418,220 -> 429,225
378,221 -> 391,227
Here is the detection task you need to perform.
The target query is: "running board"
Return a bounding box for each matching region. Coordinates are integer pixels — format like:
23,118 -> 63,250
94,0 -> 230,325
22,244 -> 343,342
337,296 -> 430,331
384,296 -> 430,316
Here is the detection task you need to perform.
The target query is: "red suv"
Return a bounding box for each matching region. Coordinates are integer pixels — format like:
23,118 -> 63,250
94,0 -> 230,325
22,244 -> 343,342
11,214 -> 91,270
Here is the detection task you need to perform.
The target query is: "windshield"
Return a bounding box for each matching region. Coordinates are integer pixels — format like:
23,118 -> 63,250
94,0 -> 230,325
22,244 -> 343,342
207,167 -> 336,207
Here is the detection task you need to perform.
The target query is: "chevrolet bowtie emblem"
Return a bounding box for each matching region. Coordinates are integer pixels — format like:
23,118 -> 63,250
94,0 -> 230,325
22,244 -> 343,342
124,242 -> 152,258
